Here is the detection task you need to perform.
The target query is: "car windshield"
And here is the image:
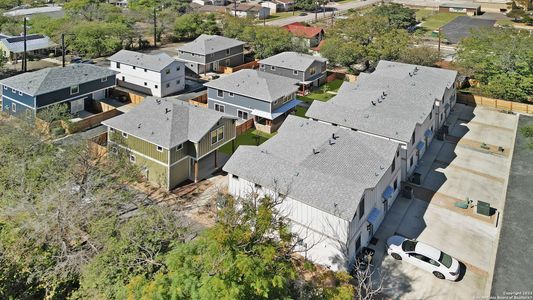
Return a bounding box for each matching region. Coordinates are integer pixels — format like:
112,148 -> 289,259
438,252 -> 453,268
401,240 -> 417,252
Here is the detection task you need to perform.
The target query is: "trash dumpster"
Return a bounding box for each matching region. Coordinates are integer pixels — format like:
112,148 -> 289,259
477,201 -> 491,216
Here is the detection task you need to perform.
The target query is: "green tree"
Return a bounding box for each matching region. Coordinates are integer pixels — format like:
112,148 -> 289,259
242,26 -> 296,59
221,14 -> 255,40
456,27 -> 533,102
320,15 -> 409,70
370,3 -> 417,29
174,13 -> 218,41
399,46 -> 440,66
68,21 -> 134,57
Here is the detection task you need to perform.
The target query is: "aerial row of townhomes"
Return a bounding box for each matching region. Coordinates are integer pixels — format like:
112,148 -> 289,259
0,34 -> 457,272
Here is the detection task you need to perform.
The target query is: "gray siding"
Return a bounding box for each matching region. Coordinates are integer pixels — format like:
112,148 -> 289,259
1,85 -> 35,107
178,45 -> 244,74
259,60 -> 327,82
206,87 -> 271,117
304,60 -> 327,82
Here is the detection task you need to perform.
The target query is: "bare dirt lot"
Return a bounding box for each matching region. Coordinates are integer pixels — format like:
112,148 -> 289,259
371,104 -> 519,299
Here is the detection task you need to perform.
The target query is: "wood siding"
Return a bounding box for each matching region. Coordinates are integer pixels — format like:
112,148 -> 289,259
169,158 -> 190,189
109,129 -> 169,164
131,152 -> 168,188
197,118 -> 236,158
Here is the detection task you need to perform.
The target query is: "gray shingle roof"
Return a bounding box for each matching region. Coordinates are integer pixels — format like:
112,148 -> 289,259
176,34 -> 245,55
108,50 -> 179,72
102,97 -> 237,149
259,51 -> 327,71
0,34 -> 57,54
306,60 -> 457,143
204,69 -> 299,102
223,115 -> 399,220
0,64 -> 118,96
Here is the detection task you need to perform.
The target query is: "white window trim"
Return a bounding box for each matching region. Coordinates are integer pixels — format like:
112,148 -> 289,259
70,85 -> 79,95
156,145 -> 163,152
3,85 -> 6,90
293,70 -> 298,75
176,144 -> 183,151
217,90 -> 224,98
214,103 -> 225,113
130,154 -> 136,162
12,88 -> 16,93
11,103 -> 16,112
18,91 -> 23,96
101,77 -> 107,82
271,66 -> 276,70
110,127 -> 115,133
122,132 -> 128,138
229,92 -> 234,97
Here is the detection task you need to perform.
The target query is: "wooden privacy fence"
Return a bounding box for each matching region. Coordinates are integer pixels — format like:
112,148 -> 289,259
87,132 -> 108,157
65,109 -> 121,134
221,60 -> 259,74
236,118 -> 254,136
188,93 -> 208,107
325,71 -> 345,83
457,93 -> 533,114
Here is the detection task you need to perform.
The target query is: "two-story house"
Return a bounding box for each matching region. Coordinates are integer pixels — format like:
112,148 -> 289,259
0,64 -> 118,119
282,22 -> 325,48
203,69 -> 300,133
258,51 -> 327,94
306,61 -> 458,180
224,115 -> 402,270
102,97 -> 237,190
176,34 -> 245,76
108,50 -> 185,97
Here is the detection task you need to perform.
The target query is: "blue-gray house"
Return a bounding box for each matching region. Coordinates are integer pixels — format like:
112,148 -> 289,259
203,69 -> 300,133
0,64 -> 118,119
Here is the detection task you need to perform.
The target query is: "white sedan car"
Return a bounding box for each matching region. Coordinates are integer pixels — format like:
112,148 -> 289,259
386,235 -> 461,281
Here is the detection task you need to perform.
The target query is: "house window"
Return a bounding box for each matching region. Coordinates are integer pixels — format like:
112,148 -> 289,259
411,132 -> 415,145
166,83 -> 170,88
225,59 -> 230,65
11,88 -> 16,93
3,85 -> 6,90
11,103 -> 16,112
176,144 -> 183,151
111,146 -> 118,154
293,70 -> 298,75
255,183 -> 261,189
355,235 -> 361,252
116,62 -> 120,68
271,66 -> 276,71
70,85 -> 79,95
177,66 -> 180,71
165,69 -> 170,74
144,68 -> 147,72
133,66 -> 136,70
229,92 -> 234,97
177,80 -> 180,85
18,91 -> 22,96
393,178 -> 398,191
410,155 -> 414,167
358,196 -> 365,220
129,154 -> 136,162
25,109 -> 31,119
238,110 -> 248,120
309,67 -> 316,75
109,128 -> 115,133
260,64 -> 265,69
226,49 -> 230,55
396,149 -> 399,157
156,145 -> 163,152
232,174 -> 239,179
144,82 -> 147,86
101,77 -> 107,82
122,76 -> 125,81
214,103 -> 225,113
217,90 -> 223,98
155,85 -> 158,89
122,132 -> 128,138
430,112 -> 432,120
210,126 -> 224,144
392,157 -> 396,172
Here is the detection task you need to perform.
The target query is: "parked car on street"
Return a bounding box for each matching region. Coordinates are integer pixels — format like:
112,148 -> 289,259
386,235 -> 461,281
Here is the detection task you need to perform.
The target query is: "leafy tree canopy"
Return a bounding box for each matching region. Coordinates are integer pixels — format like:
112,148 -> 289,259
174,13 -> 218,41
370,3 -> 417,29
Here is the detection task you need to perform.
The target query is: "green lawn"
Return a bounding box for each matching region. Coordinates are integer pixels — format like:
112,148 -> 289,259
297,79 -> 344,104
417,11 -> 461,32
496,19 -> 514,26
294,106 -> 308,118
220,129 -> 276,155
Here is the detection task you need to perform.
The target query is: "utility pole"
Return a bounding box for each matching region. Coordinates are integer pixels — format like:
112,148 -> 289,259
22,17 -> 27,72
437,27 -> 441,57
234,0 -> 237,17
153,6 -> 157,48
61,33 -> 65,67
315,1 -> 318,22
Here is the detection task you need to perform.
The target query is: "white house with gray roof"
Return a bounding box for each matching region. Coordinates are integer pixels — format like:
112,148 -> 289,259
224,115 -> 402,270
176,34 -> 245,76
306,61 -> 458,180
259,52 -> 327,94
103,97 -> 237,189
204,69 -> 301,133
108,50 -> 185,97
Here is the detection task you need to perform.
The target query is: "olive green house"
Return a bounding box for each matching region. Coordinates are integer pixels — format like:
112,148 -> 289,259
102,97 -> 237,189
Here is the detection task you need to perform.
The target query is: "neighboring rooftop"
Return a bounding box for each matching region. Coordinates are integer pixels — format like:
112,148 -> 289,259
0,64 -> 118,96
102,97 -> 236,148
108,50 -> 178,72
223,115 -> 399,220
439,2 -> 481,9
282,22 -> 324,39
259,51 -> 326,72
177,34 -> 245,55
204,69 -> 299,102
232,3 -> 264,12
3,6 -> 63,17
0,34 -> 57,54
441,16 -> 495,44
306,60 -> 457,143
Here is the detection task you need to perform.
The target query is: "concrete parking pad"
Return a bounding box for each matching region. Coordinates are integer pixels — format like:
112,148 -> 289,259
371,104 -> 519,299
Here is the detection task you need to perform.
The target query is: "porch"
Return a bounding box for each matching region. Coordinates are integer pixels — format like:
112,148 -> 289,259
193,150 -> 231,183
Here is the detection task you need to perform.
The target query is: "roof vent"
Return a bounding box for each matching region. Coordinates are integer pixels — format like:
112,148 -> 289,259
165,108 -> 171,114
329,139 -> 335,145
409,72 -> 413,77
332,133 -> 338,140
312,148 -> 319,155
156,99 -> 161,105
377,97 -> 382,103
382,91 -> 387,96
333,202 -> 338,208
371,101 -> 376,106
137,123 -> 142,128
380,165 -> 384,170
381,94 -> 385,100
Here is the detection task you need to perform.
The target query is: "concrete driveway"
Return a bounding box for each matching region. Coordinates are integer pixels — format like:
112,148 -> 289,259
370,104 -> 519,299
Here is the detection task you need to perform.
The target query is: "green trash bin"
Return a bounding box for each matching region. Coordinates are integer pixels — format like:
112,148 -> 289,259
477,201 -> 491,216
